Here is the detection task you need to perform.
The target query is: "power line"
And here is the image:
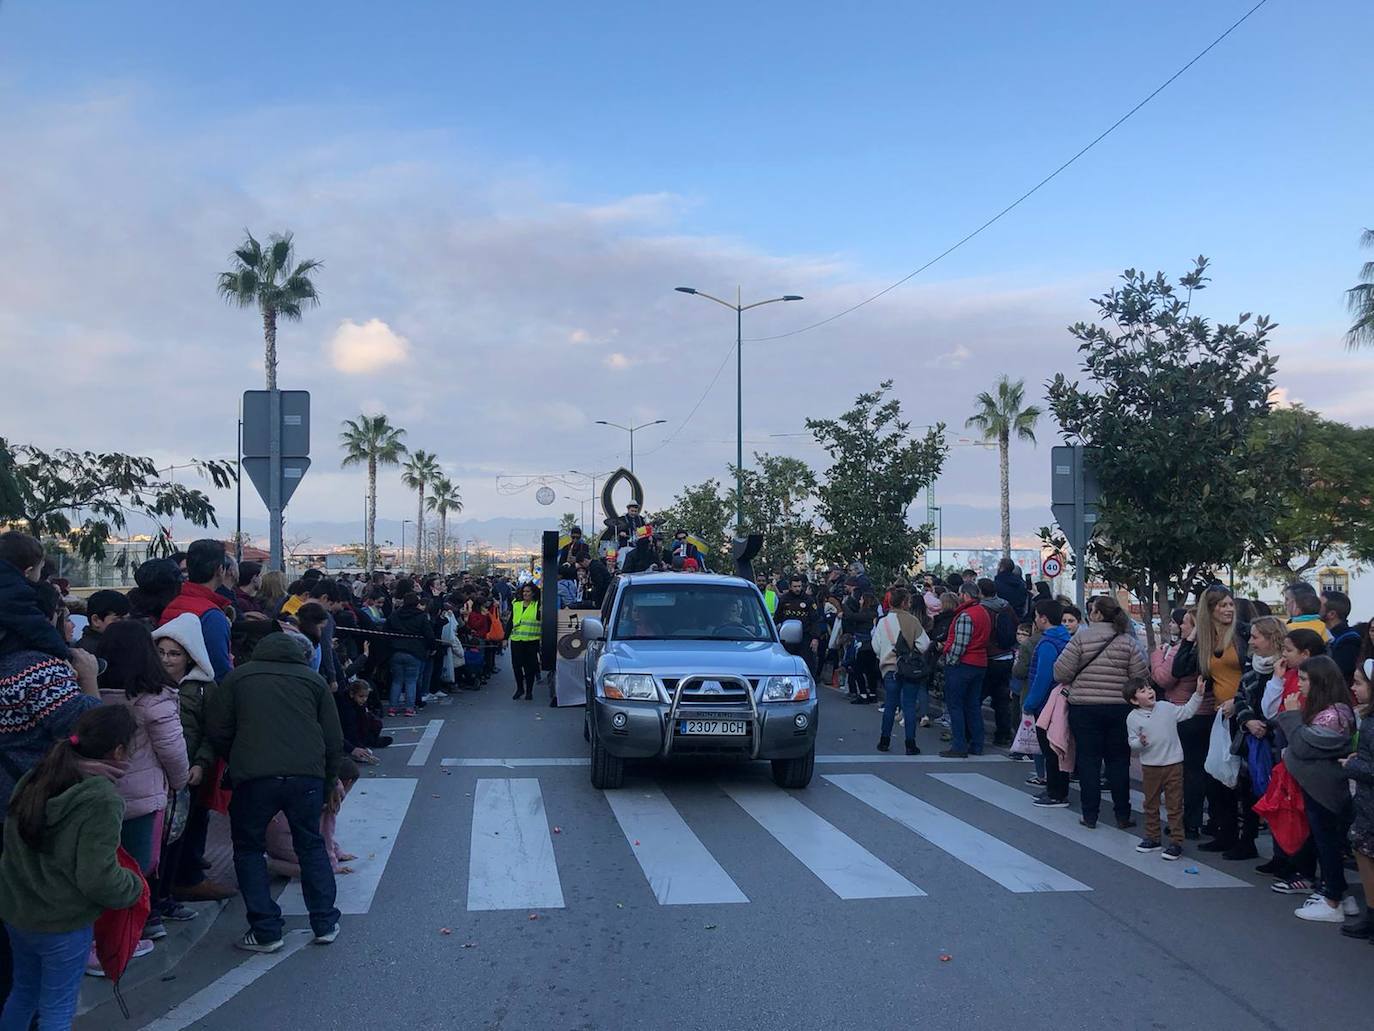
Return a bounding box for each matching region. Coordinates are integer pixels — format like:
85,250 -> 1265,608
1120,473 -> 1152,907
744,0 -> 1272,344
636,339 -> 738,458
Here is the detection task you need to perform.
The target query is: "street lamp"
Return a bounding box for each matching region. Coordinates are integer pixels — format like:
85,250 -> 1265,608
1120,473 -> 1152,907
563,495 -> 589,527
593,419 -> 666,477
675,286 -> 803,533
570,468 -> 614,532
401,519 -> 413,569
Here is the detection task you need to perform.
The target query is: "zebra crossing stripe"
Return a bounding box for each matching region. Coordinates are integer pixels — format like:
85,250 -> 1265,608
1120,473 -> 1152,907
467,779 -> 566,910
930,773 -> 1250,889
603,784 -> 749,905
824,774 -> 1090,894
722,782 -> 925,899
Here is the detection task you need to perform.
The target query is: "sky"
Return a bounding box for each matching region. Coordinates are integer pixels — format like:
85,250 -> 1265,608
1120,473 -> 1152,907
1,0 -> 1370,550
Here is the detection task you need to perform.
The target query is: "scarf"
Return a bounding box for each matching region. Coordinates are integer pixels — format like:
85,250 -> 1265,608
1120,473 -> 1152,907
1251,653 -> 1276,676
76,757 -> 130,785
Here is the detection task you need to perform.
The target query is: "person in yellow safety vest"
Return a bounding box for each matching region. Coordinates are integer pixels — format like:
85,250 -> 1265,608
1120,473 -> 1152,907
508,583 -> 543,702
757,574 -> 778,616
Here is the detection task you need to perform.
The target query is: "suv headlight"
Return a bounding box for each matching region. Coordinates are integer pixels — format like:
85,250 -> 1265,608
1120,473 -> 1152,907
760,675 -> 812,702
600,674 -> 659,701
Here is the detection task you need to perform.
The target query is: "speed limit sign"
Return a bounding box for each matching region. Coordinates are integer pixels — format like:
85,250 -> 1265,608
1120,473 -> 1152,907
1042,553 -> 1065,578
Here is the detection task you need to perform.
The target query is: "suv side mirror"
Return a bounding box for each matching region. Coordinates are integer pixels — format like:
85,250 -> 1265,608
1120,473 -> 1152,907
779,619 -> 803,645
580,617 -> 605,641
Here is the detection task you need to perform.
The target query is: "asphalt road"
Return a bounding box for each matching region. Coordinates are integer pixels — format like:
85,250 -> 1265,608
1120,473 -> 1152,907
78,666 -> 1368,1031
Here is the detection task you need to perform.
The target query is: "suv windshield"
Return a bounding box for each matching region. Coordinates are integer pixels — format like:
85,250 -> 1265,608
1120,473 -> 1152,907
612,583 -> 774,641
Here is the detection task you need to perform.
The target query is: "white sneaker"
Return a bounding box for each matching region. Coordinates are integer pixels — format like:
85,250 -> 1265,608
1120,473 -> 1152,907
313,924 -> 340,944
1342,895 -> 1360,916
1294,897 -> 1345,923
919,716 -> 932,728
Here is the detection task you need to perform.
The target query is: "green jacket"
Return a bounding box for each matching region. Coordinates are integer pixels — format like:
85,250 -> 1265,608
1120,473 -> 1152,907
206,633 -> 344,786
178,679 -> 216,771
0,775 -> 144,933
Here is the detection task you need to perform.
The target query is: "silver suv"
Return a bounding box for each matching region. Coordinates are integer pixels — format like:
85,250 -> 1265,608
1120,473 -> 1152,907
580,573 -> 818,789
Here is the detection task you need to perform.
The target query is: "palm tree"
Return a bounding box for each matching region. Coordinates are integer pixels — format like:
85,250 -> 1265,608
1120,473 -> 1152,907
217,230 -> 322,389
1345,228 -> 1374,350
340,414 -> 408,573
966,375 -> 1043,558
427,476 -> 464,574
400,450 -> 440,569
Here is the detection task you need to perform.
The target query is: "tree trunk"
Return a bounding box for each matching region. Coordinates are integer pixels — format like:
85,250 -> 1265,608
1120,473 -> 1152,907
366,458 -> 377,574
999,429 -> 1011,558
437,513 -> 447,574
415,490 -> 425,568
262,308 -> 278,390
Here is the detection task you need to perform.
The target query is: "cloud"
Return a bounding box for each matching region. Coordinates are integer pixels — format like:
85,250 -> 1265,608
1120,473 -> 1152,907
327,318 -> 411,374
603,352 -> 632,369
568,329 -> 591,344
931,344 -> 973,368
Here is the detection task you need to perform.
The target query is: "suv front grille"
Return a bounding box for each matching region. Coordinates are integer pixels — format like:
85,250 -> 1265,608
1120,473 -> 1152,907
663,677 -> 757,706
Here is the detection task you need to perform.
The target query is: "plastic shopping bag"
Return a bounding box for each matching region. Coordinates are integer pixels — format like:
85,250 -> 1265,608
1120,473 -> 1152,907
1204,710 -> 1242,788
1253,761 -> 1309,855
1011,713 -> 1041,756
1246,735 -> 1274,798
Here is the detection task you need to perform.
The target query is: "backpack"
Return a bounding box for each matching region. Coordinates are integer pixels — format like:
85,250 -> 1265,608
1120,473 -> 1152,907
889,621 -> 933,681
992,605 -> 1018,651
1329,628 -> 1360,658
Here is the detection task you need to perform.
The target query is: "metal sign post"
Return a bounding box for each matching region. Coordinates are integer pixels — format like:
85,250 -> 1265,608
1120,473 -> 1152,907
243,390 -> 311,571
1050,445 -> 1100,609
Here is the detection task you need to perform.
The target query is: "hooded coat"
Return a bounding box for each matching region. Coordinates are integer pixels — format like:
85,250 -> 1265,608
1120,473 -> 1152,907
97,682 -> 189,820
152,612 -> 217,771
206,633 -> 344,786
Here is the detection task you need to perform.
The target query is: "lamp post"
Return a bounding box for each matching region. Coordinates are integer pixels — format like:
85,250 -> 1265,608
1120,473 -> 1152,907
563,495 -> 589,527
401,519 -> 412,569
593,419 -> 665,477
570,468 -> 613,534
675,286 -> 803,533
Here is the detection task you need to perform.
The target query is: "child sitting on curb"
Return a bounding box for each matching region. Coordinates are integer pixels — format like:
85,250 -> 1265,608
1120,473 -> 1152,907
266,757 -> 361,878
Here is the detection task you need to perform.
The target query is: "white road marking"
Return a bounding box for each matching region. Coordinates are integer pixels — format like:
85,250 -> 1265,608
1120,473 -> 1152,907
137,931 -> 311,1031
384,724 -> 429,732
722,782 -> 924,899
468,778 -> 565,911
825,774 -> 1090,894
443,757 -> 590,767
280,778 -> 417,915
407,719 -> 443,766
931,773 -> 1249,889
440,754 -> 1013,768
1068,779 -> 1149,814
603,783 -> 749,904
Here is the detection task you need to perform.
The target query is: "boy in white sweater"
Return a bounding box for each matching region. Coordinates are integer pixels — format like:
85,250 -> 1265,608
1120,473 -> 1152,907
1125,676 -> 1204,860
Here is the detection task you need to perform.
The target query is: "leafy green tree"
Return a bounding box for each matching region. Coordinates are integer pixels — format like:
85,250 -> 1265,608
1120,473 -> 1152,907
400,450 -> 441,568
652,479 -> 733,566
339,413 -> 408,573
1345,227 -> 1374,350
558,512 -> 578,535
966,375 -> 1041,558
217,230 -> 322,389
806,381 -> 948,583
1250,406 -> 1374,577
732,453 -> 817,576
0,438 -> 234,563
1046,258 -> 1280,649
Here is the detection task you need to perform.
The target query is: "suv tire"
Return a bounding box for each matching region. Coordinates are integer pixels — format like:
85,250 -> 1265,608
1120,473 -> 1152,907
590,723 -> 625,790
770,746 -> 815,789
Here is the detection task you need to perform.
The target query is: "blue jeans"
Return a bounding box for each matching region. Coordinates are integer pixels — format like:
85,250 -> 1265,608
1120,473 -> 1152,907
390,652 -> 422,707
880,671 -> 925,742
229,776 -> 340,941
1,924 -> 91,1031
943,664 -> 986,753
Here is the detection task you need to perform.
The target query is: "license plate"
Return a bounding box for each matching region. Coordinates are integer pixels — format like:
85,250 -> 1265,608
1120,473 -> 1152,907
678,719 -> 747,735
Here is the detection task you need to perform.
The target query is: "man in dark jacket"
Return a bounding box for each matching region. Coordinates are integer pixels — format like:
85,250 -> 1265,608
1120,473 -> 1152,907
1320,590 -> 1361,685
159,539 -> 233,680
775,574 -> 824,673
206,632 -> 344,953
994,558 -> 1029,620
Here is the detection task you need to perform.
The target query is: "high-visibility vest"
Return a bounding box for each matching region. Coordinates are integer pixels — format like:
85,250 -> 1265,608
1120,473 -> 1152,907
510,600 -> 541,642
763,589 -> 778,615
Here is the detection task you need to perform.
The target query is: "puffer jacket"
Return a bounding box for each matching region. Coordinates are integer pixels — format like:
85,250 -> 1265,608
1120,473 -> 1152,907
1053,621 -> 1148,706
98,687 -> 190,818
1344,711 -> 1374,837
152,613 -> 217,772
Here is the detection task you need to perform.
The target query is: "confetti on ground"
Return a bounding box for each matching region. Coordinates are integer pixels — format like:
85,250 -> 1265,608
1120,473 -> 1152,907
462,942 -> 476,949
939,954 -> 952,962
1184,867 -> 1200,875
553,826 -> 561,834
633,840 -> 640,846
528,913 -> 540,921
432,794 -> 441,799
440,928 -> 452,935
616,903 -> 624,909
704,924 -> 717,930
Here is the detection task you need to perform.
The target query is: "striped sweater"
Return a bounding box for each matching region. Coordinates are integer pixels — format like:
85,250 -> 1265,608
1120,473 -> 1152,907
0,649 -> 101,820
